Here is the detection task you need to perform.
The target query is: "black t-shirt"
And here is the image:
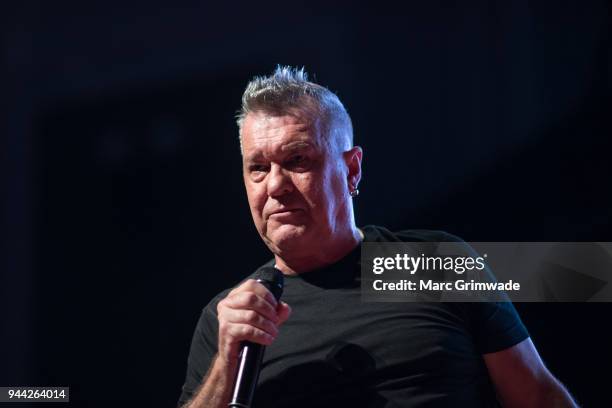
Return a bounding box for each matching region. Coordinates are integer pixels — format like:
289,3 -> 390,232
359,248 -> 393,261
178,225 -> 529,407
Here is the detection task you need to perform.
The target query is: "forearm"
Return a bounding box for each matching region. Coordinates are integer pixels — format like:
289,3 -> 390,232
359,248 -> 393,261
184,354 -> 237,408
497,374 -> 579,408
534,376 -> 579,408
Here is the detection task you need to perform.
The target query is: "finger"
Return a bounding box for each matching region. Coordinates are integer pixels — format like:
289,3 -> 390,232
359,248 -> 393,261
229,279 -> 278,307
226,323 -> 275,346
222,308 -> 279,337
222,292 -> 279,323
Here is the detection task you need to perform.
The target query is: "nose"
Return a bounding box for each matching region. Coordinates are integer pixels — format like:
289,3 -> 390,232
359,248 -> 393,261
266,163 -> 294,198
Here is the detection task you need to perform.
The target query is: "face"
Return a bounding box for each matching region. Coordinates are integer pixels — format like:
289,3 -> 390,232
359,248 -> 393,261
241,111 -> 360,258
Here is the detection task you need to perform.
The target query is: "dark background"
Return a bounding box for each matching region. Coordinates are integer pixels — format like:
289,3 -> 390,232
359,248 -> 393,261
2,1 -> 611,407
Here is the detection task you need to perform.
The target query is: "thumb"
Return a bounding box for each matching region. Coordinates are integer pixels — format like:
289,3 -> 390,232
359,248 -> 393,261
276,301 -> 292,325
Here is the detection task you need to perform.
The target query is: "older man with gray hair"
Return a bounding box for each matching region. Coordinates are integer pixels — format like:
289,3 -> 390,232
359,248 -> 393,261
178,66 -> 578,408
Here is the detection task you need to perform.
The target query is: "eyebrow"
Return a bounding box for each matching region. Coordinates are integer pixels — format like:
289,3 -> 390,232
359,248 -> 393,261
244,153 -> 263,165
245,141 -> 314,163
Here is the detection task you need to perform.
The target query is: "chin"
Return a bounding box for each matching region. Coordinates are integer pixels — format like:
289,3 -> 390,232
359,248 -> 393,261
265,223 -> 308,252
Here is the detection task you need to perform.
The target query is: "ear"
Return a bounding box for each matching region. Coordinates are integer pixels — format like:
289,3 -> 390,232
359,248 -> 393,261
343,146 -> 363,190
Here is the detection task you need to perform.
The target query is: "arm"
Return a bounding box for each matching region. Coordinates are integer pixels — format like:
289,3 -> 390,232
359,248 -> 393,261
182,354 -> 237,408
182,279 -> 291,408
483,338 -> 579,408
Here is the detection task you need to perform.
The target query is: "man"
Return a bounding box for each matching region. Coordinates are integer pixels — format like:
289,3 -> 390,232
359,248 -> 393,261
178,66 -> 578,407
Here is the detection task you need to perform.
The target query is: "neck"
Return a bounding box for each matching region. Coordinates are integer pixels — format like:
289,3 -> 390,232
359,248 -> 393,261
273,226 -> 363,275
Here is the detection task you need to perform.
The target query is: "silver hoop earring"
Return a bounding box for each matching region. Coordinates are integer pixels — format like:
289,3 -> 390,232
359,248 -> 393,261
350,188 -> 360,197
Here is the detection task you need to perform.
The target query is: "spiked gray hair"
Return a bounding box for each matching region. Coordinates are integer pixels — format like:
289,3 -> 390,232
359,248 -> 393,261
236,65 -> 354,154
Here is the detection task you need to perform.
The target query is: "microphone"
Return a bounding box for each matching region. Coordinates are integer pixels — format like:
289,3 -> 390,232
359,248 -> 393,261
229,267 -> 284,408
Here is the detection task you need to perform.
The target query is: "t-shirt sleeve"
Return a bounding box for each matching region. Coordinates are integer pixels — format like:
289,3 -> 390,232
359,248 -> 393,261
438,231 -> 530,354
177,303 -> 220,407
466,301 -> 530,355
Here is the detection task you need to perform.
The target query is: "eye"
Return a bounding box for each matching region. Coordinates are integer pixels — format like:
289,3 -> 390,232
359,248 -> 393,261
286,154 -> 309,169
249,164 -> 269,173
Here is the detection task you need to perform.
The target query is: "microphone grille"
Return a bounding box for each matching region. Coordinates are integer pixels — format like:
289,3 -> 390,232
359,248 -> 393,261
254,266 -> 284,301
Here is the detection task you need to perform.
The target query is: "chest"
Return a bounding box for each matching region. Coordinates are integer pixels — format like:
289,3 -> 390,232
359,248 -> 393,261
258,290 -> 485,394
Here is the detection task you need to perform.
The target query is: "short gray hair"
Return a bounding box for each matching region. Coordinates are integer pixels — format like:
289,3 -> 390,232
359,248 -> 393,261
236,65 -> 353,154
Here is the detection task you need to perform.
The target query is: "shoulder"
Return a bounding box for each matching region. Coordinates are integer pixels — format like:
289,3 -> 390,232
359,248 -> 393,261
361,224 -> 465,243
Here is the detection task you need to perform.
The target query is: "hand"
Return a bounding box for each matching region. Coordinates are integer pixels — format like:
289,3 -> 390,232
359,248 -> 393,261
216,279 -> 292,363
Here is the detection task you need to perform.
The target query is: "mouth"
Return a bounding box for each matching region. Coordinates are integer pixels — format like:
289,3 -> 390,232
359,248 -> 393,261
267,208 -> 303,219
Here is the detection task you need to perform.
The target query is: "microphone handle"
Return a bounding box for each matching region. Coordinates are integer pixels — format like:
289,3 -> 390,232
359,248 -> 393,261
228,341 -> 265,408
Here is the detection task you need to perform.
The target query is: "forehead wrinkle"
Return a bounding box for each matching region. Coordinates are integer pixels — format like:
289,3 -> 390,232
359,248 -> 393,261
281,141 -> 313,152
243,115 -> 321,162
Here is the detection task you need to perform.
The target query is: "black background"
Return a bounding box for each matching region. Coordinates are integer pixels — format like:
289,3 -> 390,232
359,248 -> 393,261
1,1 -> 611,407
